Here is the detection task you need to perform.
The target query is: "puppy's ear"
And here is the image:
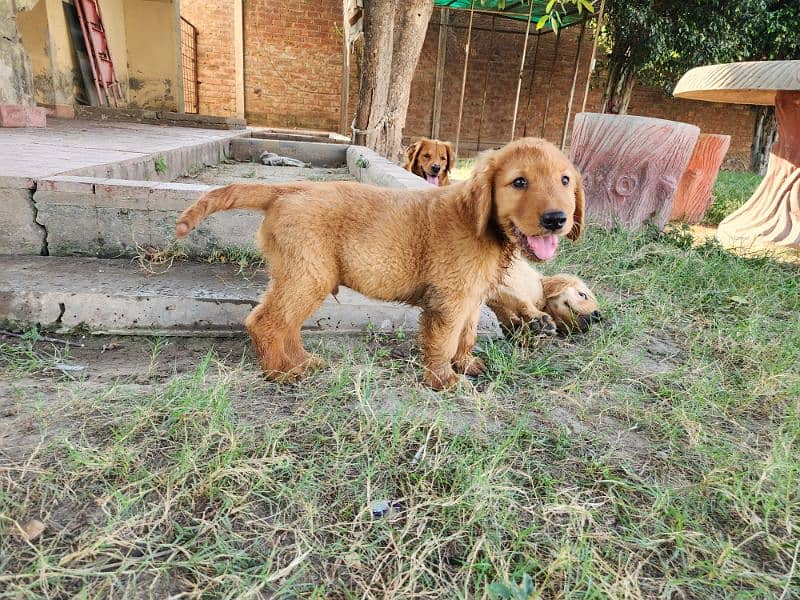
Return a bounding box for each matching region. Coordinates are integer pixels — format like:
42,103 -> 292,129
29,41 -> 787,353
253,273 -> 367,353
463,149 -> 496,238
541,275 -> 574,300
404,141 -> 421,172
444,142 -> 455,174
567,169 -> 585,241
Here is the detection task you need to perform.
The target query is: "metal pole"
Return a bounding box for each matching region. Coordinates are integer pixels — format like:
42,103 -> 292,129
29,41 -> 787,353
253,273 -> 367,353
521,32 -> 540,137
339,0 -> 350,135
540,28 -> 561,139
476,16 -> 497,151
510,0 -> 536,141
454,0 -> 476,158
560,18 -> 587,150
431,8 -> 449,138
580,0 -> 606,113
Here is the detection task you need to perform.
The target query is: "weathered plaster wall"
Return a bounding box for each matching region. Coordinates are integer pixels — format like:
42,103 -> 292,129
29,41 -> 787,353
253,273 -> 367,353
15,1 -> 50,105
125,0 -> 183,111
1,0 -> 36,106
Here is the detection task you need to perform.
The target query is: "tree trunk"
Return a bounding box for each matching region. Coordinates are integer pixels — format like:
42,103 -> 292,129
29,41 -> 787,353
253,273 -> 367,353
353,0 -> 433,160
749,105 -> 776,175
671,133 -> 731,224
601,45 -> 636,115
352,0 -> 396,151
384,0 -> 434,162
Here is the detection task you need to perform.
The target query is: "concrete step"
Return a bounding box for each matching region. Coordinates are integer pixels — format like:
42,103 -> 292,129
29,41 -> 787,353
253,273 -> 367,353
0,256 -> 501,337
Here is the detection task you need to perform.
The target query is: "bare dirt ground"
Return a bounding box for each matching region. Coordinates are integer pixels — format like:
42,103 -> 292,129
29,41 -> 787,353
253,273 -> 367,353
175,161 -> 354,185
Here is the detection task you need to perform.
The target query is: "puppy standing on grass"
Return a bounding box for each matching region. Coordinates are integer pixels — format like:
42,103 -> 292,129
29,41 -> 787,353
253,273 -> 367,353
176,137 -> 584,389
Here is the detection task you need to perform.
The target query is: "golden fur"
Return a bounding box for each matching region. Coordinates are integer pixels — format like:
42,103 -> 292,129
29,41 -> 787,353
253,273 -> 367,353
403,138 -> 455,186
176,137 -> 584,389
487,255 -> 601,335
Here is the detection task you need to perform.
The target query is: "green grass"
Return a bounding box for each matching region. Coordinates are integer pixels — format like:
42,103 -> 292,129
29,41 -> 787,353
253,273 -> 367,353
706,170 -> 764,225
1,227 -> 799,598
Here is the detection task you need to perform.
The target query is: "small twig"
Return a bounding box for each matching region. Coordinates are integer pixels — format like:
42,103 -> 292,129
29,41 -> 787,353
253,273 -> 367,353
0,330 -> 84,348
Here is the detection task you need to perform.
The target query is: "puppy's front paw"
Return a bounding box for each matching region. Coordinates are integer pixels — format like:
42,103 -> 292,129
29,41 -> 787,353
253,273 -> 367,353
530,314 -> 557,337
425,366 -> 460,390
453,355 -> 487,376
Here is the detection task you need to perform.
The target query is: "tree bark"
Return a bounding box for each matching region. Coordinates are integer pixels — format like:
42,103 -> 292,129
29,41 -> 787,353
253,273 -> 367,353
384,0 -> 434,162
749,105 -> 777,175
352,0 -> 396,150
601,44 -> 636,115
353,0 -> 433,160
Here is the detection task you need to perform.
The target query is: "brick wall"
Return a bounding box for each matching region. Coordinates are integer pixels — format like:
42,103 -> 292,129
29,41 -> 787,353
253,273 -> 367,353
181,0 -> 239,116
404,10 -> 754,164
187,5 -> 755,164
242,0 -> 352,131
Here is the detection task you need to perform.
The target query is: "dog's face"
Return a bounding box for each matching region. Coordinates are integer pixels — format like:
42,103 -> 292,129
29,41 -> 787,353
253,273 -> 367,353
464,138 -> 584,261
542,275 -> 601,333
405,138 -> 454,186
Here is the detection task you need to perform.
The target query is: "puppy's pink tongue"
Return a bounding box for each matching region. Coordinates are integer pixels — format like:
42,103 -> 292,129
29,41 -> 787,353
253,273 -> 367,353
527,234 -> 559,260
426,174 -> 439,186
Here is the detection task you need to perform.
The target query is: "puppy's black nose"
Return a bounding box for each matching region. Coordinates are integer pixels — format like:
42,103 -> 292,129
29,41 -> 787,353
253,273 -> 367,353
540,210 -> 567,231
590,310 -> 602,322
429,163 -> 441,175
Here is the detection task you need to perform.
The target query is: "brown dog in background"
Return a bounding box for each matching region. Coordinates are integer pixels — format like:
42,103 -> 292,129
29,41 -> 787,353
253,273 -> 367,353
404,138 -> 454,186
487,256 -> 601,336
176,137 -> 584,389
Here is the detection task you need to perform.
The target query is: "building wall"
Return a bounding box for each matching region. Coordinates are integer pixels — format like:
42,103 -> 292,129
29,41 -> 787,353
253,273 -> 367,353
242,0 -> 348,130
181,0 -> 243,116
15,1 -> 51,105
125,0 -> 183,111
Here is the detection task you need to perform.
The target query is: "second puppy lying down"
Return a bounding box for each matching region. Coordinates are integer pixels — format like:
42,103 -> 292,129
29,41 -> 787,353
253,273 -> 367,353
487,254 -> 601,336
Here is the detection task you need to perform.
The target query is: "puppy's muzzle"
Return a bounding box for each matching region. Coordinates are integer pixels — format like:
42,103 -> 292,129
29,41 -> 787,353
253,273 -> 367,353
429,163 -> 442,175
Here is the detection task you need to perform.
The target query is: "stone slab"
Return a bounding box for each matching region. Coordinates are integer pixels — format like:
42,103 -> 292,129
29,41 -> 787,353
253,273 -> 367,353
0,256 -> 501,337
346,145 -> 432,190
0,104 -> 46,127
0,188 -> 45,254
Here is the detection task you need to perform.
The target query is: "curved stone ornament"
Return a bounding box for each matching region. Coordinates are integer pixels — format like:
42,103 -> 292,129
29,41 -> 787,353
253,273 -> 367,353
716,91 -> 800,249
569,113 -> 700,230
674,61 -> 800,250
671,133 -> 731,224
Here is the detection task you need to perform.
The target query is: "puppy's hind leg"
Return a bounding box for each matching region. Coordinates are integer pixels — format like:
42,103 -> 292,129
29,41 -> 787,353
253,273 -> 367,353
245,267 -> 332,381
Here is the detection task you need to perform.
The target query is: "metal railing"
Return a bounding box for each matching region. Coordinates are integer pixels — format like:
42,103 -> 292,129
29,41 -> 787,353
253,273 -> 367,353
180,17 -> 199,114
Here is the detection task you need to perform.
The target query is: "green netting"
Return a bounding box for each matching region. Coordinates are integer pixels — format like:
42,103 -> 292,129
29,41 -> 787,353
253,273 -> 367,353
433,0 -> 586,30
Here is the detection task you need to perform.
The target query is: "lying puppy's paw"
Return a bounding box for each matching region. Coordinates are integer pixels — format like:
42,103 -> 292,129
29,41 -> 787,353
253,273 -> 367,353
530,314 -> 557,337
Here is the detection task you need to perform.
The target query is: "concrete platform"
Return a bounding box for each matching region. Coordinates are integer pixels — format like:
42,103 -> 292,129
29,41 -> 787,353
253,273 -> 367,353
0,256 -> 501,337
0,118 -> 245,186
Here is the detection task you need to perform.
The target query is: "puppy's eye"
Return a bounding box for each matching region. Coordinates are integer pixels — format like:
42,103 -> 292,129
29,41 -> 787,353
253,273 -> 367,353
512,177 -> 527,189
423,154 -> 431,159
578,291 -> 588,300
561,175 -> 570,186
440,156 -> 447,161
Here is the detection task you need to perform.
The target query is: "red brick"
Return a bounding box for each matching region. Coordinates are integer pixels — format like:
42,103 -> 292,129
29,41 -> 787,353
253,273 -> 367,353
0,105 -> 47,128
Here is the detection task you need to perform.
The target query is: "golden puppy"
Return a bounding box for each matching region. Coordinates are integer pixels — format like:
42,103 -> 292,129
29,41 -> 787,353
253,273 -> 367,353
176,137 -> 584,389
404,137 -> 454,186
487,256 -> 600,336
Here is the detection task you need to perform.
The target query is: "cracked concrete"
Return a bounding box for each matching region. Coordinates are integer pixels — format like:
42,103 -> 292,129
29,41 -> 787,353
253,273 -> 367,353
0,256 -> 502,337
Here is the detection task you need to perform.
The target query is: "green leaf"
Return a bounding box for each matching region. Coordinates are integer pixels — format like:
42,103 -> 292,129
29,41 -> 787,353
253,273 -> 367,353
545,0 -> 556,13
536,14 -> 549,29
488,582 -> 512,599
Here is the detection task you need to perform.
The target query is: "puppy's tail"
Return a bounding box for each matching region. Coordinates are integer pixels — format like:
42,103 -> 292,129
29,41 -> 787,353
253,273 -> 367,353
175,184 -> 286,238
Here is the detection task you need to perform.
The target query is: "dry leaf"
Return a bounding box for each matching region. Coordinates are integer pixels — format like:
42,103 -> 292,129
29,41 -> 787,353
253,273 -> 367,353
21,519 -> 45,541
